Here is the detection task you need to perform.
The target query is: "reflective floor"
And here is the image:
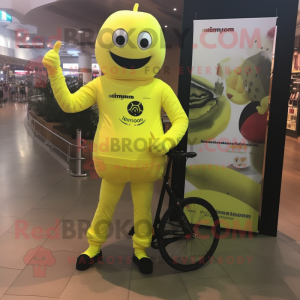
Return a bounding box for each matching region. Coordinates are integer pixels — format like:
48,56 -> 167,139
279,135 -> 300,243
0,102 -> 300,300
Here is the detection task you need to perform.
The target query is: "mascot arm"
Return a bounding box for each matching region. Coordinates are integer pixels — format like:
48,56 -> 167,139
43,41 -> 97,113
48,70 -> 97,113
151,84 -> 188,156
162,84 -> 189,148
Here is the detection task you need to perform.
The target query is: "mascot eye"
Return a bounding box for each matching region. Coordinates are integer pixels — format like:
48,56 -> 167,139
113,29 -> 128,47
138,32 -> 152,50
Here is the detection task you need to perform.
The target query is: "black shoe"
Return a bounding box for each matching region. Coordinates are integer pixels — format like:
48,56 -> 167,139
76,250 -> 103,271
132,255 -> 153,274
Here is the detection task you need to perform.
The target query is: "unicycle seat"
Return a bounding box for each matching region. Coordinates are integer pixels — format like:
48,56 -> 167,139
167,150 -> 197,159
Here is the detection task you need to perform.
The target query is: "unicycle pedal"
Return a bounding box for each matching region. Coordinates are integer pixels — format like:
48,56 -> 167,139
128,226 -> 135,236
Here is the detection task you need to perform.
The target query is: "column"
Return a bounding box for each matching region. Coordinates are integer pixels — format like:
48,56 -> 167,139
78,53 -> 92,85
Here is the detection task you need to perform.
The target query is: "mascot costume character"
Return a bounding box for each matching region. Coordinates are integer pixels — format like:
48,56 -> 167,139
42,3 -> 188,274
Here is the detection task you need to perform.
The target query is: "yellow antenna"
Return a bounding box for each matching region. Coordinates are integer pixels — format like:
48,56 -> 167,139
133,3 -> 139,11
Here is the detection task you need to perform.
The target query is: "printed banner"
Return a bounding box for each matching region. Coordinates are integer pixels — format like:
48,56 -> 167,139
185,18 -> 277,232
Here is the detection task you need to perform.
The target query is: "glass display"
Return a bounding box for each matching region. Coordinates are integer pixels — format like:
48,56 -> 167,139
287,74 -> 300,134
287,101 -> 297,131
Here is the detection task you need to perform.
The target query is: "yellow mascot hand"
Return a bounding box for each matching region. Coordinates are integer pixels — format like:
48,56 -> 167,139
42,41 -> 62,77
150,131 -> 174,156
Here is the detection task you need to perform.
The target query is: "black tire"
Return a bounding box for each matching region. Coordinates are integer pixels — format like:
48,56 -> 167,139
158,197 -> 220,272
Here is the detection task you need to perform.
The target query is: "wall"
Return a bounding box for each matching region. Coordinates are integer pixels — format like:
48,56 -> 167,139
0,25 -> 49,61
0,25 -> 15,48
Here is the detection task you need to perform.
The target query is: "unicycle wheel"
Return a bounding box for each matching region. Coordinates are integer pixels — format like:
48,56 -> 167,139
157,197 -> 220,272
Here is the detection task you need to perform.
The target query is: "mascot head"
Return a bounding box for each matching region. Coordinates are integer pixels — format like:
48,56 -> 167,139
95,3 -> 166,80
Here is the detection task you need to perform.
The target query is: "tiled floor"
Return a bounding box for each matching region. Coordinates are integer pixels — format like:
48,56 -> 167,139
279,136 -> 300,243
0,102 -> 300,300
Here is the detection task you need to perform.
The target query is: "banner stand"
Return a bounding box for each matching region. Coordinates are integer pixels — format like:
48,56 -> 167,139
173,0 -> 299,237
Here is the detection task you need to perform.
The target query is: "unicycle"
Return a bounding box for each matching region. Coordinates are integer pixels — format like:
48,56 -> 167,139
129,149 -> 220,272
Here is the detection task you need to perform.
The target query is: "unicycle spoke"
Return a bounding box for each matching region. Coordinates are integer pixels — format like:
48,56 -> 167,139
161,236 -> 185,247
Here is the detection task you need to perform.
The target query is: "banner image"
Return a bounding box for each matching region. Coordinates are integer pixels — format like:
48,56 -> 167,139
185,18 -> 277,232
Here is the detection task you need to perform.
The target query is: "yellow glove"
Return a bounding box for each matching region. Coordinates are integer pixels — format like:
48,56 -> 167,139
42,40 -> 96,113
42,41 -> 62,77
150,131 -> 174,156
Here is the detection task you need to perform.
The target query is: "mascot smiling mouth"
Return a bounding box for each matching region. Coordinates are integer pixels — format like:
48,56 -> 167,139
110,52 -> 151,69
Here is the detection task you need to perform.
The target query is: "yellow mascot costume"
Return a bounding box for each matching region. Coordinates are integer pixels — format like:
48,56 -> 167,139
43,3 -> 188,274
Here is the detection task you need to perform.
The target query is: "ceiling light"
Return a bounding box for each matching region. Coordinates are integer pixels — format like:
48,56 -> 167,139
17,32 -> 22,37
165,25 -> 168,28
26,36 -> 30,41
173,8 -> 177,11
78,30 -> 83,33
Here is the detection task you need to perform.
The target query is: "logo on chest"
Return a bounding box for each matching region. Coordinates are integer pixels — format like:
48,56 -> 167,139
119,101 -> 146,126
127,101 -> 143,116
109,93 -> 134,100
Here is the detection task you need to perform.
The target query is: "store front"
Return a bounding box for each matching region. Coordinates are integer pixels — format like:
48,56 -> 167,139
287,8 -> 300,137
62,63 -> 101,80
278,1 -> 300,242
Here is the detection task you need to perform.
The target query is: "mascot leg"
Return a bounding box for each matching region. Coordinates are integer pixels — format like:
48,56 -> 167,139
76,163 -> 164,273
131,181 -> 154,274
85,179 -> 125,255
76,178 -> 125,270
131,181 -> 154,259
130,164 -> 164,274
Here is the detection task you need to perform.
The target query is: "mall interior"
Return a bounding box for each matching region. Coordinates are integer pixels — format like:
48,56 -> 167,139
1,0 -> 300,299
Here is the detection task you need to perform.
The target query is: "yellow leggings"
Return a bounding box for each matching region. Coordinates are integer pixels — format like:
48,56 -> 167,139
86,161 -> 164,251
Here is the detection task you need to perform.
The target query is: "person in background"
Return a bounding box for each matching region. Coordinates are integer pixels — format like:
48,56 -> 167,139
20,82 -> 26,102
9,82 -> 17,102
16,82 -> 19,101
0,83 -> 3,107
3,82 -> 8,102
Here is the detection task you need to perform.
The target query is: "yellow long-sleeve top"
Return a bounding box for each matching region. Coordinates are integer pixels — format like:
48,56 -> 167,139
49,69 -> 188,167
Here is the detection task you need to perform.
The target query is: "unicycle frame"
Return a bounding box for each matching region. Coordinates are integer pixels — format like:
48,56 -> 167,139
151,152 -> 193,248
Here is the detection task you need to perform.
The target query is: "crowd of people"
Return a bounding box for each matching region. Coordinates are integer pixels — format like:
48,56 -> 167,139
0,81 -> 27,107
